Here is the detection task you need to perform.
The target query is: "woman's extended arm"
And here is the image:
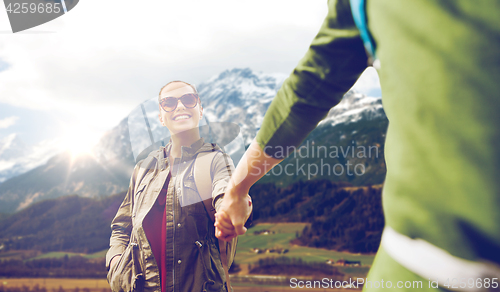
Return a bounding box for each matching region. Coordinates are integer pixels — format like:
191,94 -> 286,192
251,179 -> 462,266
214,140 -> 282,240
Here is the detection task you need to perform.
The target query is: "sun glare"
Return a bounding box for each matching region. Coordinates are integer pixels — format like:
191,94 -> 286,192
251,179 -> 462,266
60,125 -> 101,159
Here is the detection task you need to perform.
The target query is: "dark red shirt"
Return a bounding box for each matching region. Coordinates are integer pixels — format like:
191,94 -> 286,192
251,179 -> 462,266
142,173 -> 170,292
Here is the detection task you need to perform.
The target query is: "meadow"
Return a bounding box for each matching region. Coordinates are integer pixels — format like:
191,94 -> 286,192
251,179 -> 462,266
234,223 -> 373,277
0,279 -> 355,292
0,223 -> 372,291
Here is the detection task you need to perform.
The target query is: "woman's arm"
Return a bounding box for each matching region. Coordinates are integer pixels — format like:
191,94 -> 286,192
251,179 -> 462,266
209,149 -> 255,240
210,150 -> 236,205
214,140 -> 281,240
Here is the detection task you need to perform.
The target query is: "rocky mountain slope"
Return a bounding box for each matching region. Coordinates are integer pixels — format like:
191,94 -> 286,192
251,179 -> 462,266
0,68 -> 387,213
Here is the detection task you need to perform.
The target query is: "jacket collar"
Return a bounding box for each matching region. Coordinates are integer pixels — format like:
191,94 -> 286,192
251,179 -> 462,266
151,137 -> 216,170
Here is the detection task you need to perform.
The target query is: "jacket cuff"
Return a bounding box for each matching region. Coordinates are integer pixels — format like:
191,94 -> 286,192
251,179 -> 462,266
212,182 -> 226,202
214,193 -> 224,210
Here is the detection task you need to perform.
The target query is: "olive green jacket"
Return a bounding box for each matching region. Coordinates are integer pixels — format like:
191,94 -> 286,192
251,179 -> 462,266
256,0 -> 500,288
106,138 -> 234,292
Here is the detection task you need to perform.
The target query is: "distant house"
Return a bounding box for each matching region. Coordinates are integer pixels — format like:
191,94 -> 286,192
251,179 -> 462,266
253,230 -> 275,235
334,259 -> 361,266
252,247 -> 288,254
336,259 -> 346,266
265,248 -> 288,254
326,259 -> 335,265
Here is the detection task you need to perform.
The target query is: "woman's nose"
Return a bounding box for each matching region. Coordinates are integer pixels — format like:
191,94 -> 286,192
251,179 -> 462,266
176,99 -> 186,110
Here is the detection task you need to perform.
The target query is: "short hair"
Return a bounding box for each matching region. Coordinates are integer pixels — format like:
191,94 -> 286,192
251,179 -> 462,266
158,80 -> 198,101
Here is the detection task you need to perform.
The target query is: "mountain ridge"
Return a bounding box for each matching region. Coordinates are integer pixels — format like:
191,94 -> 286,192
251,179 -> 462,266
0,68 -> 387,213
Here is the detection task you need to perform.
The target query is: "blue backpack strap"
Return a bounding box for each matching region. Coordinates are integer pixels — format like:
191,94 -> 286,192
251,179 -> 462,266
350,0 -> 377,59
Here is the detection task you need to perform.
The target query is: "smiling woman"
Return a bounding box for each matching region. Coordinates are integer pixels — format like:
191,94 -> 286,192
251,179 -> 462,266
158,81 -> 203,138
106,80 -> 243,292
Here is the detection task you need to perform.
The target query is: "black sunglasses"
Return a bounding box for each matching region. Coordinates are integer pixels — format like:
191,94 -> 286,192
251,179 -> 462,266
159,93 -> 199,112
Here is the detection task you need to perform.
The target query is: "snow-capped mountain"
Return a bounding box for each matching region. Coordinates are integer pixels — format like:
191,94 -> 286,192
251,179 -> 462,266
0,68 -> 387,213
0,134 -> 62,183
198,68 -> 288,145
125,68 -> 288,165
319,90 -> 385,128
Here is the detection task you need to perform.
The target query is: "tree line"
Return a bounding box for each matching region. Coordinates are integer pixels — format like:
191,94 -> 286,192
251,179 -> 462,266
249,180 -> 384,253
248,256 -> 343,277
0,178 -> 384,256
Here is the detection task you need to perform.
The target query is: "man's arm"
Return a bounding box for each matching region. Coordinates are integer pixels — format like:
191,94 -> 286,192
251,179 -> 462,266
258,0 -> 368,158
215,0 -> 368,240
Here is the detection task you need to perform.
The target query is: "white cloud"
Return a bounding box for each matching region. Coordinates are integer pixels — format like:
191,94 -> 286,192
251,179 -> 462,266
0,135 -> 64,182
351,67 -> 382,97
0,0 -> 327,132
0,116 -> 19,129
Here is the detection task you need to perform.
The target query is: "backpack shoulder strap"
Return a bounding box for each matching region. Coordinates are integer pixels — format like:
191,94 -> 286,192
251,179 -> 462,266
131,156 -> 157,219
350,0 -> 377,59
194,151 -> 218,221
133,156 -> 156,195
194,150 -> 234,291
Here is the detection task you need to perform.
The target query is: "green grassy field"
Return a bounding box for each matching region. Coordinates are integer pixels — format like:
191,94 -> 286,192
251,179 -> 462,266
1,223 -> 375,279
27,249 -> 107,261
18,249 -> 107,261
30,251 -> 84,260
0,250 -> 33,260
235,223 -> 375,266
84,249 -> 108,259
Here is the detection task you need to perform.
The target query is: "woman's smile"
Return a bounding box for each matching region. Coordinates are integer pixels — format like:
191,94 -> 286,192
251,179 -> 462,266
172,113 -> 192,121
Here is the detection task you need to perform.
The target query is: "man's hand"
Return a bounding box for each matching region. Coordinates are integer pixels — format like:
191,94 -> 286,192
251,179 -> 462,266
215,209 -> 236,241
215,186 -> 252,241
214,140 -> 281,241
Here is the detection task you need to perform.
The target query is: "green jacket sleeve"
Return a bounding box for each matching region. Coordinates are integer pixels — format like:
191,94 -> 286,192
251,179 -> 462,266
256,0 -> 368,158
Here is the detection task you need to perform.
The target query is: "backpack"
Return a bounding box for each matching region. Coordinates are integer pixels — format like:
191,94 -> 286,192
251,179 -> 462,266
350,0 -> 377,59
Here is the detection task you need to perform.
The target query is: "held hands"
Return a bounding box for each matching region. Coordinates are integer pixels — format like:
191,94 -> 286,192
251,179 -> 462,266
214,185 -> 252,242
214,140 -> 281,241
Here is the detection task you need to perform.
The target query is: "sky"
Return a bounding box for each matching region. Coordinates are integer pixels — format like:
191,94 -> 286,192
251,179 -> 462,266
0,0 -> 381,157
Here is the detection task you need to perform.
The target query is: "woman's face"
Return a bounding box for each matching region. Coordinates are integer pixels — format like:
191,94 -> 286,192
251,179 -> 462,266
158,82 -> 203,135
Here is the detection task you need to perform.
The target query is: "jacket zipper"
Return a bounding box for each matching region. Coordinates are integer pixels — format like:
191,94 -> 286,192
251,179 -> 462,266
172,148 -> 184,292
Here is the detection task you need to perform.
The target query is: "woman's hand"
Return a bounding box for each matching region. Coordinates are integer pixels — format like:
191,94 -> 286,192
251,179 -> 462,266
215,187 -> 252,241
214,140 -> 283,241
110,255 -> 121,270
